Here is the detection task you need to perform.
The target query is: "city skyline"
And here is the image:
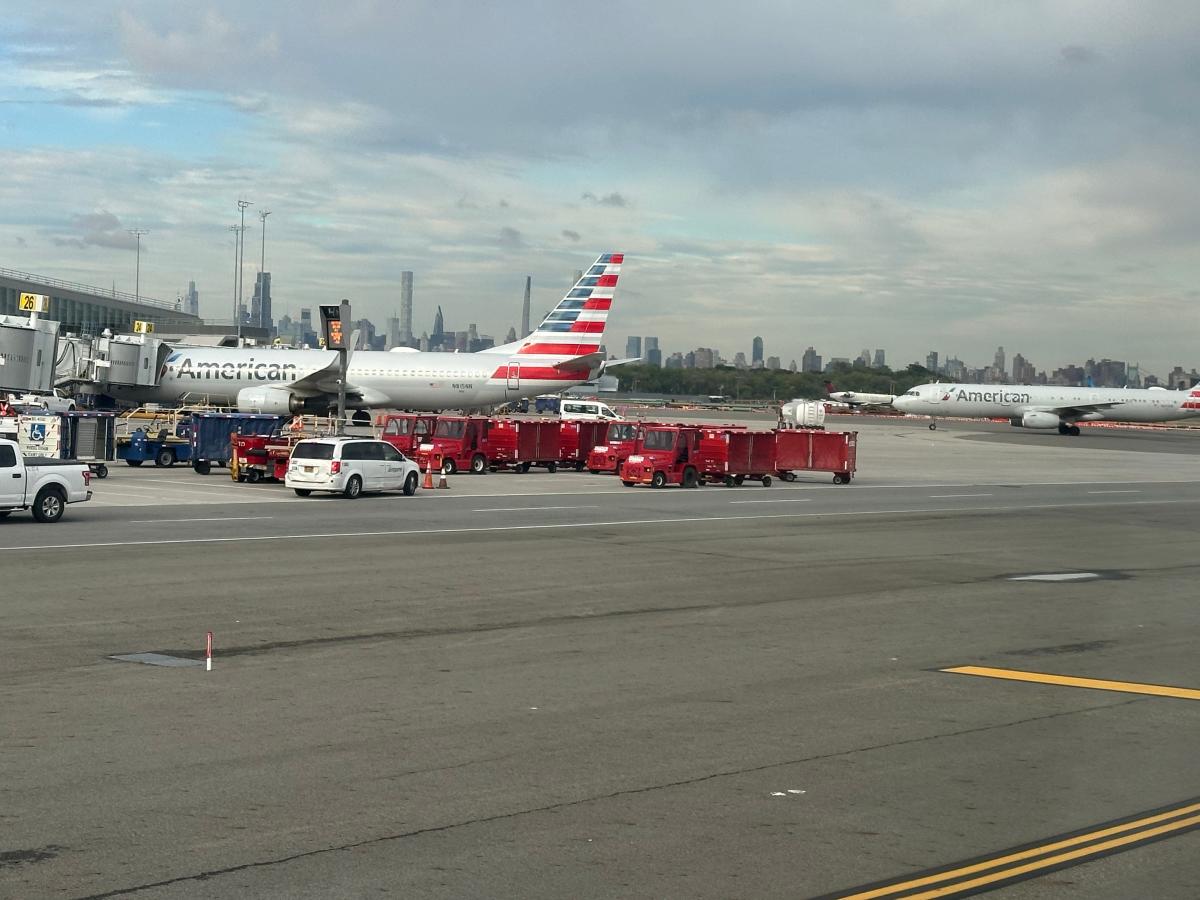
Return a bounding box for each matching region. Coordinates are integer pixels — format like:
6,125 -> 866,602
3,6 -> 1200,372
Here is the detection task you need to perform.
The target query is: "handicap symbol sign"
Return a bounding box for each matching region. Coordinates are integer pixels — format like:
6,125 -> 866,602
28,422 -> 47,444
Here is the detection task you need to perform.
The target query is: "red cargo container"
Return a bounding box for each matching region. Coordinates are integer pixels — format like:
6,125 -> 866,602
700,429 -> 776,486
489,418 -> 561,472
559,419 -> 610,470
377,414 -> 437,454
775,429 -> 857,483
586,420 -> 642,473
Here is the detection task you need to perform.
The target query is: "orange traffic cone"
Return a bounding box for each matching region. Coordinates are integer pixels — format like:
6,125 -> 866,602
437,467 -> 450,489
422,458 -> 434,490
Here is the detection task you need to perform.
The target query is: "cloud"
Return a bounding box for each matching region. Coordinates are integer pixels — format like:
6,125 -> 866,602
561,229 -> 580,242
498,226 -> 524,249
582,192 -> 629,208
59,211 -> 141,250
1060,45 -> 1099,65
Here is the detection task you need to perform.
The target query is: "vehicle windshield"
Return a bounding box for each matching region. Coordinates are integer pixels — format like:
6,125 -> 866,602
291,442 -> 335,460
608,423 -> 638,441
641,429 -> 677,451
434,419 -> 465,438
384,418 -> 409,435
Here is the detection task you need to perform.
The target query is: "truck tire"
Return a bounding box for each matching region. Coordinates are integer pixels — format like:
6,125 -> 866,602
724,475 -> 735,487
442,458 -> 457,475
547,462 -> 557,473
470,454 -> 487,474
343,475 -> 363,499
734,475 -> 745,486
32,487 -> 65,523
402,472 -> 418,496
194,461 -> 211,476
246,469 -> 262,483
682,467 -> 698,488
575,461 -> 585,471
95,464 -> 108,479
651,471 -> 668,489
621,480 -> 636,487
588,468 -> 601,474
294,488 -> 312,497
155,448 -> 174,467
125,459 -> 144,467
517,462 -> 532,473
761,475 -> 772,487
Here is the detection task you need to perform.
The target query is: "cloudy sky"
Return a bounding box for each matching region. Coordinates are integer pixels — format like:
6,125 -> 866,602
2,2 -> 1199,374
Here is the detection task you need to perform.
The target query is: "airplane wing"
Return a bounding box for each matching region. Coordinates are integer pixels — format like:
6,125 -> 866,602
289,329 -> 365,396
1039,400 -> 1125,418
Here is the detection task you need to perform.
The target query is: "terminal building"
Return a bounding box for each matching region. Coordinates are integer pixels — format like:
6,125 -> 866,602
0,266 -> 204,335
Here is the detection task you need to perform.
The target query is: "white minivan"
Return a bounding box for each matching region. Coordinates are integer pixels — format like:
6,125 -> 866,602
559,400 -> 622,421
286,437 -> 421,499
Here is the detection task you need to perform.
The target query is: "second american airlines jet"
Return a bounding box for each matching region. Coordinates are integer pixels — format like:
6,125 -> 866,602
893,381 -> 1200,434
142,253 -> 625,414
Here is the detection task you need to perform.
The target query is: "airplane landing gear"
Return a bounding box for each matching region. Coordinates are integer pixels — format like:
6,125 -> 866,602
928,421 -> 937,431
1058,423 -> 1081,436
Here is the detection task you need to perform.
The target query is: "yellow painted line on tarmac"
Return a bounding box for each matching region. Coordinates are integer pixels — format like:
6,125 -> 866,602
826,800 -> 1200,899
942,665 -> 1200,701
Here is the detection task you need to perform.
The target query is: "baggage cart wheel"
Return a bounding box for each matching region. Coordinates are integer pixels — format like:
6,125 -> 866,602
194,461 -> 211,476
94,464 -> 108,479
547,462 -> 557,473
155,448 -> 173,467
833,473 -> 849,484
682,467 -> 698,488
724,475 -> 735,487
621,480 -> 636,487
651,471 -> 668,489
402,472 -> 418,496
294,488 -> 312,497
733,475 -> 744,486
517,462 -> 532,474
761,475 -> 772,487
247,469 -> 262,483
575,461 -> 585,471
343,475 -> 363,499
588,468 -> 600,474
125,459 -> 144,467
32,487 -> 65,523
470,453 -> 487,474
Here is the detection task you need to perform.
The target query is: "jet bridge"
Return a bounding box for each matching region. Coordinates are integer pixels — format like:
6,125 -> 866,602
0,313 -> 60,393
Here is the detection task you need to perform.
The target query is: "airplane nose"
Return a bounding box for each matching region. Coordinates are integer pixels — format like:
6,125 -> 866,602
893,396 -> 911,411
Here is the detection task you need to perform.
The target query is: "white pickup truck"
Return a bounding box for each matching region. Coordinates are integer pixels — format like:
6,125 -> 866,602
0,439 -> 93,522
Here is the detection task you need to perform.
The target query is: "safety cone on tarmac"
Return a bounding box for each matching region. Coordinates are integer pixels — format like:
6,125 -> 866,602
437,467 -> 450,489
422,457 -> 434,490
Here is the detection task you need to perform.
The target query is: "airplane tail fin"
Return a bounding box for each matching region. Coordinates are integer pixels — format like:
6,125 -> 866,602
823,380 -> 836,394
485,253 -> 623,359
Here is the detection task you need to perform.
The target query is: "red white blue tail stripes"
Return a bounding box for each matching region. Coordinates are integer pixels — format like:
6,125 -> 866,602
487,253 -> 623,384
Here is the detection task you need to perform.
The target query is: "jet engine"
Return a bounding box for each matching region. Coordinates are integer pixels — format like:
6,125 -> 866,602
1020,410 -> 1062,429
236,386 -> 302,414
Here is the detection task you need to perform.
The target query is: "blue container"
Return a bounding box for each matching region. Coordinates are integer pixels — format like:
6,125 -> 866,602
189,413 -> 285,475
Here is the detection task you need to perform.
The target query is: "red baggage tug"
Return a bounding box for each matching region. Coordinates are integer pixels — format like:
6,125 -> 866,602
413,416 -> 561,474
618,424 -> 707,488
586,420 -> 648,474
376,414 -> 438,455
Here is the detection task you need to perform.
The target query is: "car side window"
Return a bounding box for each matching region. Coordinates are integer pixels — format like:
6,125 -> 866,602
0,445 -> 15,467
363,442 -> 386,460
341,443 -> 363,461
381,444 -> 403,462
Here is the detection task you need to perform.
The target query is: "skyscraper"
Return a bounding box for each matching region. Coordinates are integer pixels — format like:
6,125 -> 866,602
521,276 -> 531,337
386,315 -> 400,349
873,349 -> 885,368
994,346 -> 1006,377
802,347 -> 821,373
432,306 -> 445,349
644,336 -> 661,367
625,336 -> 642,359
399,271 -> 414,345
184,280 -> 200,317
926,351 -> 939,373
250,272 -> 272,331
752,336 -> 764,367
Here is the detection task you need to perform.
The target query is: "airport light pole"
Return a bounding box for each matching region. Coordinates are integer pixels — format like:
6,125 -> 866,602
228,224 -> 244,333
258,209 -> 271,329
236,198 -> 253,344
128,229 -> 148,304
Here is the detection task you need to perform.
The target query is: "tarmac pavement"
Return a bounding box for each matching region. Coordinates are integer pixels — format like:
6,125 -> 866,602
2,418 -> 1198,898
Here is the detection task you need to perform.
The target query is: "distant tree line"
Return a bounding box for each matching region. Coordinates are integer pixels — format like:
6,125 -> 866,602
613,361 -> 938,401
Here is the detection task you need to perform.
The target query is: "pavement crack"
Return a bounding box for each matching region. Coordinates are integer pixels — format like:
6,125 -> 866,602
73,696 -> 1141,899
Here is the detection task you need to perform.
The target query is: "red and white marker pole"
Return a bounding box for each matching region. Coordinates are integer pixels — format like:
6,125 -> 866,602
206,631 -> 213,672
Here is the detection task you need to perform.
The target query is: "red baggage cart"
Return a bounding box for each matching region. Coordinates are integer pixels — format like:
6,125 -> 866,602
560,419 -> 610,471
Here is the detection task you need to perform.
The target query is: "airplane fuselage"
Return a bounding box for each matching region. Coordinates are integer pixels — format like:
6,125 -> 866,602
121,347 -> 591,411
895,382 -> 1200,426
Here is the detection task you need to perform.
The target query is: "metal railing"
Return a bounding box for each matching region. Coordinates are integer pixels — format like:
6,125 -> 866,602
0,264 -> 184,312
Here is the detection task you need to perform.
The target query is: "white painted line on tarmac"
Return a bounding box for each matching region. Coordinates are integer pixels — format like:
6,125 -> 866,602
470,506 -> 599,512
3,498 -> 1197,553
1008,572 -> 1100,582
728,499 -> 813,504
929,493 -> 995,498
1087,489 -> 1141,494
128,516 -> 274,524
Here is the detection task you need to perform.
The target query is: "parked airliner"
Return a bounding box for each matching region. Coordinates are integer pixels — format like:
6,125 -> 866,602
893,381 -> 1200,434
124,253 -> 625,414
824,381 -> 895,408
